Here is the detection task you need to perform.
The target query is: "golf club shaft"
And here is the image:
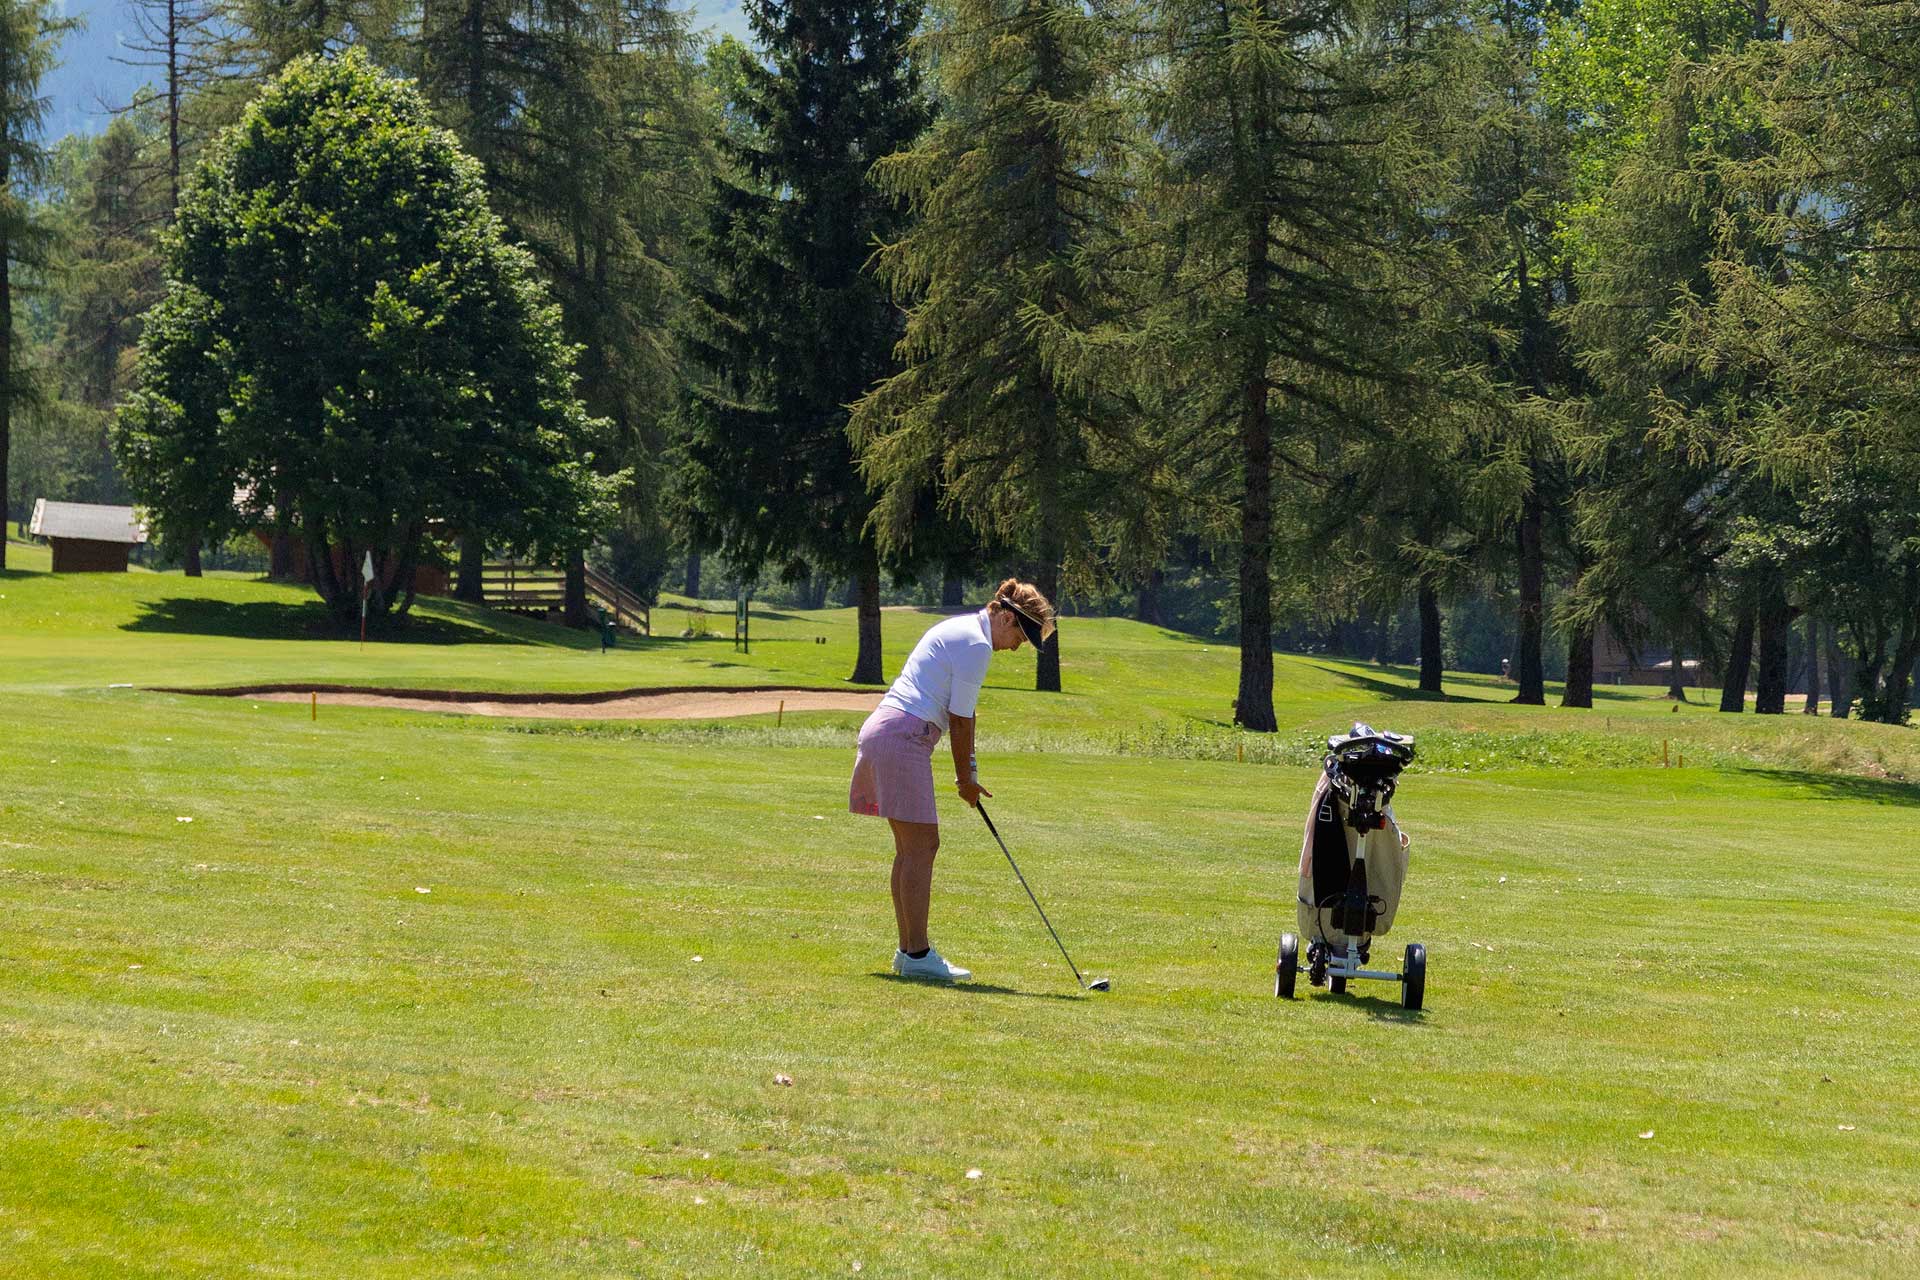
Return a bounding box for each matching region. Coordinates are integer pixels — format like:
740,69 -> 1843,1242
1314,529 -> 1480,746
976,802 -> 1090,988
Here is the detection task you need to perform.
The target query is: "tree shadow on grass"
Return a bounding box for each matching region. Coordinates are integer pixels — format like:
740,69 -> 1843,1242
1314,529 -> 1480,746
1736,767 -> 1920,808
122,595 -> 526,645
866,973 -> 1083,1002
1309,663 -> 1453,703
1310,662 -> 1647,707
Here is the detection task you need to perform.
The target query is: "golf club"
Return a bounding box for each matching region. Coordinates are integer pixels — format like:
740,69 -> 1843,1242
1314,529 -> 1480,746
976,801 -> 1109,992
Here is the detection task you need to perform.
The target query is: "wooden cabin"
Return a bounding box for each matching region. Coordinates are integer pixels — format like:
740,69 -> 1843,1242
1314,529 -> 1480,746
28,501 -> 148,572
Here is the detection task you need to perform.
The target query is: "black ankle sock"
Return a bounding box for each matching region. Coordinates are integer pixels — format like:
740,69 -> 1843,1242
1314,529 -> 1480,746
906,947 -> 930,960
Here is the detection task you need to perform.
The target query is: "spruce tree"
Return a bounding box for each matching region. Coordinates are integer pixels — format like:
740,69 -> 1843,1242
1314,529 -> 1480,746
1551,0 -> 1796,713
0,0 -> 75,567
685,0 -> 928,685
1143,0 -> 1465,726
851,0 -> 1154,693
1692,1 -> 1920,721
407,0 -> 710,615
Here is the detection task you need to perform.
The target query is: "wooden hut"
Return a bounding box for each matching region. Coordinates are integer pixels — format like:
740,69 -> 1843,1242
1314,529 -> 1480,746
28,501 -> 148,572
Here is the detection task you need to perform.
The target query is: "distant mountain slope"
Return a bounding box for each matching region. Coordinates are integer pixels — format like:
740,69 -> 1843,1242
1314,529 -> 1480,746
42,0 -> 147,138
42,0 -> 755,141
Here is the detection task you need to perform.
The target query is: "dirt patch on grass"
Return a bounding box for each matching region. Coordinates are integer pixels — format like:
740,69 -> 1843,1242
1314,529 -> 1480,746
158,683 -> 884,721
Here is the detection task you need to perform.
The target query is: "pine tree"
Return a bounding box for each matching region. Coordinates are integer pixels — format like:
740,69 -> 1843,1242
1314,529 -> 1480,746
1142,0 -> 1468,726
686,0 -> 929,684
0,0 -> 76,567
1690,0 -> 1920,721
21,118 -> 168,521
231,0 -> 407,73
1551,0 -> 1797,713
118,0 -> 230,218
852,0 -> 1156,693
409,0 -> 711,618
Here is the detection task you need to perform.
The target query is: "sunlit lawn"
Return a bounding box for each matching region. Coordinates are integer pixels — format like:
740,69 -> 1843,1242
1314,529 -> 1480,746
2,553 -> 1916,1275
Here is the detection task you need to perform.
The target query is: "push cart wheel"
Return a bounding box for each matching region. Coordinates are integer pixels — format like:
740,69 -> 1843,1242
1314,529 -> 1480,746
1275,934 -> 1299,999
1402,943 -> 1427,1011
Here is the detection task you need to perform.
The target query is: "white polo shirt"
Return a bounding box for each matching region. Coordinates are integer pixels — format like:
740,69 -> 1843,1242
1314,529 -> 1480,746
880,609 -> 994,731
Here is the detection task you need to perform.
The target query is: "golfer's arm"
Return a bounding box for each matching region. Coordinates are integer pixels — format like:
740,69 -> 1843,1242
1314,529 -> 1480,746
949,714 -> 977,784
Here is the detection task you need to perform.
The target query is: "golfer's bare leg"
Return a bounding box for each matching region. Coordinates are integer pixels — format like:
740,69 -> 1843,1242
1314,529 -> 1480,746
887,818 -> 939,954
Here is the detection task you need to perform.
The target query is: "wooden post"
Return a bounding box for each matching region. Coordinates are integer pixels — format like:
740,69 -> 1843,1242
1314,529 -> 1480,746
1237,740 -> 1245,763
311,691 -> 317,721
778,699 -> 785,727
1663,739 -> 1670,768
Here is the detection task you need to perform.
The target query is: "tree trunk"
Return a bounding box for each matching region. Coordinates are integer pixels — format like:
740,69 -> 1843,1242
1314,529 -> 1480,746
1417,579 -> 1443,693
1667,636 -> 1688,701
1801,617 -> 1822,715
850,544 -> 883,684
1135,567 -> 1165,628
183,538 -> 203,577
563,547 -> 588,628
1234,207 -> 1276,730
0,204 -> 9,574
1753,595 -> 1795,714
1827,627 -> 1852,718
1719,607 -> 1756,713
1862,612 -> 1919,724
1034,557 -> 1063,693
1561,622 -> 1594,708
1512,488 -> 1546,705
270,494 -> 294,579
941,575 -> 964,608
685,548 -> 702,600
166,0 -> 181,216
1876,650 -> 1915,725
392,531 -> 420,619
309,530 -> 351,628
455,535 -> 485,602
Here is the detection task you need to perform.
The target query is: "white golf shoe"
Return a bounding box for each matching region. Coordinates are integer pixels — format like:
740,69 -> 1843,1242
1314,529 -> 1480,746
892,945 -> 972,983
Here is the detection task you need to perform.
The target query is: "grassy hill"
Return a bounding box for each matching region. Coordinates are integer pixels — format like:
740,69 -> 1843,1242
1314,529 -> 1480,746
3,551 -> 1917,1276
5,541 -> 1913,781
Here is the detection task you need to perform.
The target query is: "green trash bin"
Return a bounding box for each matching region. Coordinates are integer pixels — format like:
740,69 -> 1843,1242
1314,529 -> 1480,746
599,608 -> 617,652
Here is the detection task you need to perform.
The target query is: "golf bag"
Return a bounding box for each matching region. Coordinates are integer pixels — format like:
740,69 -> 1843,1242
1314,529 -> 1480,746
1295,724 -> 1415,949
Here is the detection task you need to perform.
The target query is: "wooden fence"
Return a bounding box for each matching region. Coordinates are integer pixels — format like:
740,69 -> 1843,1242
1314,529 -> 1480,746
482,560 -> 651,636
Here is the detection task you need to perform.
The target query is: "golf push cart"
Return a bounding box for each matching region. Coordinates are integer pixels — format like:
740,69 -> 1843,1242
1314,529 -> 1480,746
1276,723 -> 1426,1010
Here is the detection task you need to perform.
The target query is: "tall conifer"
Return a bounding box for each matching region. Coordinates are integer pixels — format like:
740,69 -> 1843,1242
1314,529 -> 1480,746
1,0 -> 76,566
685,0 -> 928,684
852,0 -> 1152,693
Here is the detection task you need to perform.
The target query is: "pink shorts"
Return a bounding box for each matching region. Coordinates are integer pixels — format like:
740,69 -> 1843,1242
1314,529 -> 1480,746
849,706 -> 943,825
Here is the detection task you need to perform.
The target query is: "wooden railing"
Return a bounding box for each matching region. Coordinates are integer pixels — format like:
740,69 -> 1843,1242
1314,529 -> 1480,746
482,559 -> 651,636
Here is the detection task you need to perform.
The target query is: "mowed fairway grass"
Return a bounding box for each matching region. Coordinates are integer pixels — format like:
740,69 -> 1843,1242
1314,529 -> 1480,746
3,546 -> 1918,1277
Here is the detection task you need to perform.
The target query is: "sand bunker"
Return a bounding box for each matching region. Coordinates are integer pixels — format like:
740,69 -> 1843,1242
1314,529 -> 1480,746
164,684 -> 884,721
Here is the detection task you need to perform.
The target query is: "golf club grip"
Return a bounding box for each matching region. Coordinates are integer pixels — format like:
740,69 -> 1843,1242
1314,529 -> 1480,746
977,803 -> 1087,987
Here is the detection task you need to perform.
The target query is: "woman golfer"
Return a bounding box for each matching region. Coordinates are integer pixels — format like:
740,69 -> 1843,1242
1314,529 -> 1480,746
849,578 -> 1056,982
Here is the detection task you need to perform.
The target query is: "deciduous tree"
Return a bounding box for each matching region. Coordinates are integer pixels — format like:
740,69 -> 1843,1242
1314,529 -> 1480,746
115,52 -> 614,629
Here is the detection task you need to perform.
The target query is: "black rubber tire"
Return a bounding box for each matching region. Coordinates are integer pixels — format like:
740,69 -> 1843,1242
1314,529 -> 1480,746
1329,975 -> 1347,995
1402,943 -> 1427,1011
1275,934 -> 1298,999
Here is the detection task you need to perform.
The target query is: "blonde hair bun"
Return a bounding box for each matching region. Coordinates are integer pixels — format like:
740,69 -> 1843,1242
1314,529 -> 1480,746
993,578 -> 1055,625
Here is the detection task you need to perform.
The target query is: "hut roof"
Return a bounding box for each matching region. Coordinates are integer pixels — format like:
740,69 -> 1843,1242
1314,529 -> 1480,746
29,500 -> 149,545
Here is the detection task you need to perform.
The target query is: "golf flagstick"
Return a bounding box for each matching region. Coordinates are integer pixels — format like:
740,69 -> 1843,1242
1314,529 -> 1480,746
976,801 -> 1108,992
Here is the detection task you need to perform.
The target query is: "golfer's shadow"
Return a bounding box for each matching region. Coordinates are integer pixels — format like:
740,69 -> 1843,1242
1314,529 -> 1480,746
866,973 -> 1083,1002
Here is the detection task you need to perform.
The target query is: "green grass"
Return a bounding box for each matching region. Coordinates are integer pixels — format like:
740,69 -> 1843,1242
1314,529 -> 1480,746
2,557 -> 1918,1276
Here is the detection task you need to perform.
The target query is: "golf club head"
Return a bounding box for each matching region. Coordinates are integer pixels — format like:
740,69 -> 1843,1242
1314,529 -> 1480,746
1086,978 -> 1110,992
